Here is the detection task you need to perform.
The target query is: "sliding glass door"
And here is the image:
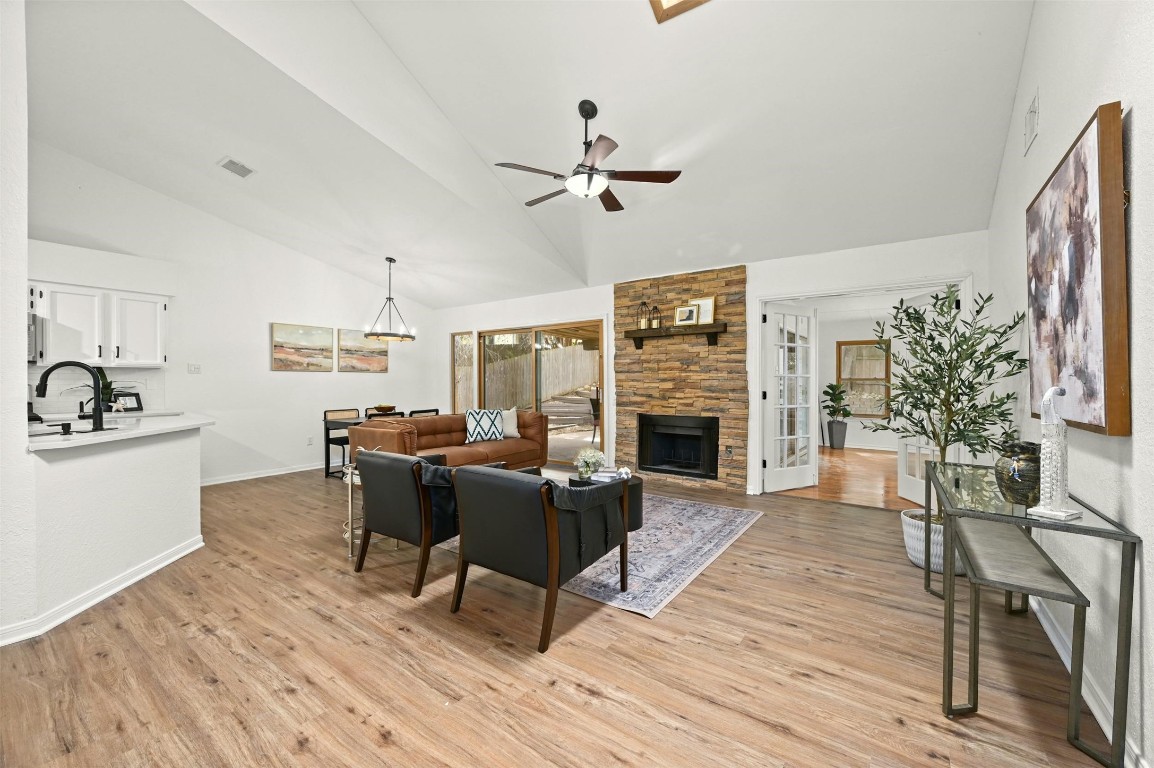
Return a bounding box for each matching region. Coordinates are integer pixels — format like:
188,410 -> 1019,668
479,321 -> 603,464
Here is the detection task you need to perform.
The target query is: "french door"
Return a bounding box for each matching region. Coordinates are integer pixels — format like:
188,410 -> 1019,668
762,303 -> 818,492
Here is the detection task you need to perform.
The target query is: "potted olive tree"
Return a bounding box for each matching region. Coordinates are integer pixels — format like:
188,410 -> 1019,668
821,383 -> 852,449
867,286 -> 1027,573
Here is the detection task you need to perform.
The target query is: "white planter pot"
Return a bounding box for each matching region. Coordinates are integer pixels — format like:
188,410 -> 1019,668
900,509 -> 964,575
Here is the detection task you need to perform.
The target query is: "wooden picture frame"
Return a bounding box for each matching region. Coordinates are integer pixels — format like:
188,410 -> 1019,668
337,329 -> 389,373
1026,101 -> 1130,435
689,296 -> 716,324
270,323 -> 334,372
673,305 -> 698,326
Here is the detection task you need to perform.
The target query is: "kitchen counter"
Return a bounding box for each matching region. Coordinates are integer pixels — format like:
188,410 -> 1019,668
9,410 -> 212,646
28,413 -> 215,452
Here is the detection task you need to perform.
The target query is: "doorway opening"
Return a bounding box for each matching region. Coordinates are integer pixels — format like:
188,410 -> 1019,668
478,320 -> 604,466
757,277 -> 972,510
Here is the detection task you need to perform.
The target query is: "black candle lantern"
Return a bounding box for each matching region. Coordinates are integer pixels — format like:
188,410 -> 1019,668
635,301 -> 650,329
648,305 -> 662,328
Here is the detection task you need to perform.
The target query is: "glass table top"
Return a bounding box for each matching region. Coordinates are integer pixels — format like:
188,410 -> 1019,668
928,462 -> 1138,542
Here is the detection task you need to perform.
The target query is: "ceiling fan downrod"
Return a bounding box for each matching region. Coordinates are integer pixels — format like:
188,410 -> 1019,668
578,99 -> 597,156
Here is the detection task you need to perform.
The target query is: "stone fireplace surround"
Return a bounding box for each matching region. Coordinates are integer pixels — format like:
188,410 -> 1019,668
613,265 -> 747,492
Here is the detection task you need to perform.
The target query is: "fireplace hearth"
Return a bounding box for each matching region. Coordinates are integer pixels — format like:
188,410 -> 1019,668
637,414 -> 720,480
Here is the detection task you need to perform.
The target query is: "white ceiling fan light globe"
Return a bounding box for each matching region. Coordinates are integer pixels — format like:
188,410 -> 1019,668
564,172 -> 608,198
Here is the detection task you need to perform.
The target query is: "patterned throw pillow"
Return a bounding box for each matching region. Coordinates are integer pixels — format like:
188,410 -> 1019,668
465,409 -> 504,443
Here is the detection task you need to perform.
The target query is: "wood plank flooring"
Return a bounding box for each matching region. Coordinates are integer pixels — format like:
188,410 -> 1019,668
0,471 -> 1104,766
778,446 -> 910,511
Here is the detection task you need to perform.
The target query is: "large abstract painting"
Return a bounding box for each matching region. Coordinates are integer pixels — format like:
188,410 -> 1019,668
338,329 -> 389,373
1026,102 -> 1130,435
270,323 -> 333,372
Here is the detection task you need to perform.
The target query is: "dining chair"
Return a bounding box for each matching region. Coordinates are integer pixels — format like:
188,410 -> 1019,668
407,408 -> 440,417
366,406 -> 398,419
450,466 -> 628,652
323,408 -> 360,478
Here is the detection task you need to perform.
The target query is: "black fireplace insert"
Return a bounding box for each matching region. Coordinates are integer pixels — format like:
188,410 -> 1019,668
637,414 -> 720,480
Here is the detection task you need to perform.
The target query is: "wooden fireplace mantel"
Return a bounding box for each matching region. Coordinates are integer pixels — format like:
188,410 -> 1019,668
623,322 -> 728,350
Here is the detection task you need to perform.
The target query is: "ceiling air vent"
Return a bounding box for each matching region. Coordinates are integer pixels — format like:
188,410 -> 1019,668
217,157 -> 255,179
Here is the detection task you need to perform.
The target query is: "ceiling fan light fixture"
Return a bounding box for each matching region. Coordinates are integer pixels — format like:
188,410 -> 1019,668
564,171 -> 608,198
365,257 -> 416,342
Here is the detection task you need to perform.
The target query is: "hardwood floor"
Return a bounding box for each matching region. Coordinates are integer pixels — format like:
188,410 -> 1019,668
778,445 -> 910,511
0,471 -> 1104,766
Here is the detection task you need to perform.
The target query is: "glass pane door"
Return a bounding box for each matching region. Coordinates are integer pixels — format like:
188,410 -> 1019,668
535,325 -> 602,463
481,331 -> 533,410
763,304 -> 817,492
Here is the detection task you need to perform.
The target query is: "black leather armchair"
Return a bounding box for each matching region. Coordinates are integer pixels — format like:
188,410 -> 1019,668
354,450 -> 455,597
450,465 -> 629,652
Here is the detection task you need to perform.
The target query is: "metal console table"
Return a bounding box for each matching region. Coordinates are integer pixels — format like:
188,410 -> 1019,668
926,462 -> 1139,768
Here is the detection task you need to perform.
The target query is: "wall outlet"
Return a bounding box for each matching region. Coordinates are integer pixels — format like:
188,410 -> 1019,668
306,436 -> 314,446
187,363 -> 201,374
725,445 -> 734,457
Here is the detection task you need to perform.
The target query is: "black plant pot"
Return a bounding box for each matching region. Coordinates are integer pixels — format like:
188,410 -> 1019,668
827,420 -> 848,449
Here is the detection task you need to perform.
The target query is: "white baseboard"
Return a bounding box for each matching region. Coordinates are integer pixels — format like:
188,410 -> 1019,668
0,535 -> 204,647
1032,598 -> 1148,767
201,461 -> 323,486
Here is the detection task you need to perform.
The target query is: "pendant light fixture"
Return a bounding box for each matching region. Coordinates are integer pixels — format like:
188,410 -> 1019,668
365,257 -> 415,342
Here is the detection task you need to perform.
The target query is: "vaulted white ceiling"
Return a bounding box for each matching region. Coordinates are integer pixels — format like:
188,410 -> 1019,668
25,0 -> 1032,308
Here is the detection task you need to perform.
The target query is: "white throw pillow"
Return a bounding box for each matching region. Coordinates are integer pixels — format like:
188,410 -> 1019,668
502,408 -> 520,438
465,409 -> 504,443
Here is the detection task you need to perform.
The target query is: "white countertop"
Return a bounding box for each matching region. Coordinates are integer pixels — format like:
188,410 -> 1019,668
28,413 -> 215,452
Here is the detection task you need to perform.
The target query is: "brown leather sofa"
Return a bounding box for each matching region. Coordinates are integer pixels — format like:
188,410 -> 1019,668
348,411 -> 549,470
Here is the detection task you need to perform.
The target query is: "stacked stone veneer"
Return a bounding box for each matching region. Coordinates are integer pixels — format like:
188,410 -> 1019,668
614,265 -> 747,492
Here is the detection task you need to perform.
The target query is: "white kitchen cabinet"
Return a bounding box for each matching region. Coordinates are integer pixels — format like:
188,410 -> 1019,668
33,281 -> 169,368
108,292 -> 167,367
41,283 -> 104,365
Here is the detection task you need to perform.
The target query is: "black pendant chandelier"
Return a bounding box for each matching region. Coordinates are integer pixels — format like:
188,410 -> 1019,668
365,257 -> 415,342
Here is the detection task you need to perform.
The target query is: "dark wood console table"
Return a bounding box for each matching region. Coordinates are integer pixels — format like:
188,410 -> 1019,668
926,462 -> 1139,768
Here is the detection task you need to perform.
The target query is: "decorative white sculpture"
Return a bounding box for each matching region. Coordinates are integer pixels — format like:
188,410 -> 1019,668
1028,386 -> 1082,520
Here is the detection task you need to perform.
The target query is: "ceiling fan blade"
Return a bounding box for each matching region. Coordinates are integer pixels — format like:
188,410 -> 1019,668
496,162 -> 567,180
598,188 -> 624,212
581,135 -> 619,169
525,189 -> 567,207
605,170 -> 682,183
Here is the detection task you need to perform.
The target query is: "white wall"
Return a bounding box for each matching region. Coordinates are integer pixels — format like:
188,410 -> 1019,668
0,0 -> 38,629
985,2 -> 1153,762
426,285 -> 615,462
28,142 -> 434,484
818,315 -> 897,451
744,230 -> 988,492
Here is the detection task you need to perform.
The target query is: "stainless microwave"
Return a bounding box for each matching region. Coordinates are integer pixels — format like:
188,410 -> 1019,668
27,313 -> 42,363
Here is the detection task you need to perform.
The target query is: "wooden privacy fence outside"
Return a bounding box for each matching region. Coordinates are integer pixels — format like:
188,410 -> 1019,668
483,346 -> 599,410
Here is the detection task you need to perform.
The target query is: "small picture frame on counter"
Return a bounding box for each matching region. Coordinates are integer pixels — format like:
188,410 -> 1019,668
113,392 -> 143,412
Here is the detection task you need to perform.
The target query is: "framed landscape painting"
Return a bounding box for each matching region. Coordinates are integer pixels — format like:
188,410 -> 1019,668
270,323 -> 333,372
1026,101 -> 1130,435
338,329 -> 389,373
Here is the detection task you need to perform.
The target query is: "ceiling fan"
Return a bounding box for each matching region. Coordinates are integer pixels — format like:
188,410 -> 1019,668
495,100 -> 681,212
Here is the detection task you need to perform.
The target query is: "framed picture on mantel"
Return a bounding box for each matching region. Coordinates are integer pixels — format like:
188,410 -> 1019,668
1026,101 -> 1130,435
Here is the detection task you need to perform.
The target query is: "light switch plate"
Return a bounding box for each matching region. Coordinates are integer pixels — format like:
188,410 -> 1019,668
187,363 -> 201,374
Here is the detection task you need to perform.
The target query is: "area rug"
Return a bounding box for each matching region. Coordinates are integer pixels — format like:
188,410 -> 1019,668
565,494 -> 761,617
441,493 -> 761,618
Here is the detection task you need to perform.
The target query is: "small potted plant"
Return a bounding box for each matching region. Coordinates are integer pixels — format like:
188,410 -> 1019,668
575,447 -> 606,480
62,366 -> 138,411
821,383 -> 852,449
866,286 -> 1027,573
